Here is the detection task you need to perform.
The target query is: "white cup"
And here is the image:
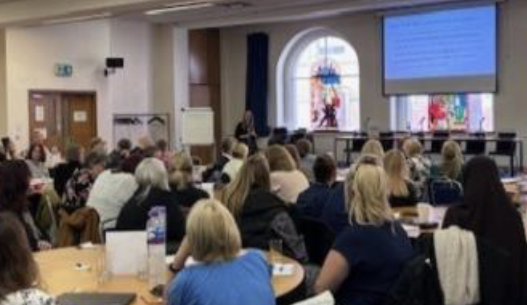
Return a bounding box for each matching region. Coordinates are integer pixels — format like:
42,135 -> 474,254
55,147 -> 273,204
417,203 -> 433,224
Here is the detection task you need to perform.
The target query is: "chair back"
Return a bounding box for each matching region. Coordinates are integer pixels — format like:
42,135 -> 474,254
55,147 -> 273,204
296,216 -> 335,266
352,138 -> 367,152
464,139 -> 486,155
429,177 -> 463,206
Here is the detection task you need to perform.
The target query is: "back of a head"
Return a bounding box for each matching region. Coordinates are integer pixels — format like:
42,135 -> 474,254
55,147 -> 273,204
347,162 -> 392,226
221,137 -> 236,155
313,154 -> 336,184
403,138 -> 422,158
223,154 -> 271,217
383,150 -> 409,197
440,141 -> 463,179
265,145 -> 296,172
0,161 -> 31,214
156,139 -> 168,152
117,138 -> 132,151
121,153 -> 144,174
296,139 -> 312,158
84,151 -> 107,169
65,143 -> 81,163
361,139 -> 385,160
232,142 -> 249,160
135,158 -> 169,191
0,212 -> 38,299
170,152 -> 193,190
186,200 -> 242,263
285,144 -> 301,168
441,140 -> 462,161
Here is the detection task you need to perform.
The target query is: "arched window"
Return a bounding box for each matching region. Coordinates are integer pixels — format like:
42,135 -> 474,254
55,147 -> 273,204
278,30 -> 360,131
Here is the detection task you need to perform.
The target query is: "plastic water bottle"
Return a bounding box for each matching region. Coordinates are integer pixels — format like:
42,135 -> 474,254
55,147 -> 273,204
147,206 -> 167,288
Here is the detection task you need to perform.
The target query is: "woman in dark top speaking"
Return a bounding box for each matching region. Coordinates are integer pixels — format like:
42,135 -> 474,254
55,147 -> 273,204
314,157 -> 413,305
235,110 -> 258,154
443,156 -> 527,305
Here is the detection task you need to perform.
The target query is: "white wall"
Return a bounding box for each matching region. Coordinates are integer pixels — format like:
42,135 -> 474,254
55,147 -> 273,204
220,0 -> 527,157
4,19 -> 158,149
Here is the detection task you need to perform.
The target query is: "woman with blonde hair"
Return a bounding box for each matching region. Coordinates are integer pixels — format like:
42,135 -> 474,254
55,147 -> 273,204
384,150 -> 418,207
440,140 -> 464,181
222,154 -> 307,261
265,145 -> 309,203
169,152 -> 208,211
315,160 -> 413,305
166,200 -> 275,305
361,139 -> 385,159
402,138 -> 431,199
221,142 -> 249,183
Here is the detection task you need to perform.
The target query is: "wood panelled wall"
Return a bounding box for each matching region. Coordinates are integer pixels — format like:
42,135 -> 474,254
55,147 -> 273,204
189,28 -> 221,164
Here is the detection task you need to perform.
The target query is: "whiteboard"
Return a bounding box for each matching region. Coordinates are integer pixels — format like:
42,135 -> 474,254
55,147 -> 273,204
181,107 -> 214,145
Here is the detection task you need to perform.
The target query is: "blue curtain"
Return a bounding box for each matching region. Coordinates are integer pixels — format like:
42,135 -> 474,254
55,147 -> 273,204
246,33 -> 270,136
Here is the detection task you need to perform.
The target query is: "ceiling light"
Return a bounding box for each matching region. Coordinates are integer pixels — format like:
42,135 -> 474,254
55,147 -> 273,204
145,2 -> 214,16
43,12 -> 111,25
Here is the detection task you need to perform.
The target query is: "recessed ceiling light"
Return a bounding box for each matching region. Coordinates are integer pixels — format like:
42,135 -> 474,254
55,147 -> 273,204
145,2 -> 215,16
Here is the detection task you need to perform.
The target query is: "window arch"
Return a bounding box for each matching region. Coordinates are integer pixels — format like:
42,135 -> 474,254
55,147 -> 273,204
277,29 -> 360,131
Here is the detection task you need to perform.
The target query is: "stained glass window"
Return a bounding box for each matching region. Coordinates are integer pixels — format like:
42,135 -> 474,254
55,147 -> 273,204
391,93 -> 494,132
292,36 -> 360,131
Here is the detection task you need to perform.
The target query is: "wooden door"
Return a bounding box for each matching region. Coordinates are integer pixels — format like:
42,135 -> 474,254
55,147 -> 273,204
28,91 -> 97,153
28,92 -> 61,149
62,93 -> 97,151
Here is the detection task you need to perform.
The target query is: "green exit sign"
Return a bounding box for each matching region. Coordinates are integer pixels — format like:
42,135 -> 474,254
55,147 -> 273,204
54,64 -> 73,77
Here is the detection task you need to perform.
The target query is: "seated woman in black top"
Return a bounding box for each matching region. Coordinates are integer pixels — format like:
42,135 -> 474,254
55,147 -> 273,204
52,143 -> 82,197
443,156 -> 527,305
384,149 -> 418,207
315,159 -> 413,305
116,158 -> 185,243
169,152 -> 208,213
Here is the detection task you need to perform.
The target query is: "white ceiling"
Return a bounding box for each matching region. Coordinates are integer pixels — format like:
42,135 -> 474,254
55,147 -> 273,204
0,0 -> 484,28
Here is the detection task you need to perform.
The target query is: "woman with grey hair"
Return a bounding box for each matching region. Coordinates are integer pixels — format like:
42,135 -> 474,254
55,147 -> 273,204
116,158 -> 185,244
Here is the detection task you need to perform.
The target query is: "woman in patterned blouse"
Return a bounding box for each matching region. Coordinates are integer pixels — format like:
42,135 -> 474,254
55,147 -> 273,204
0,212 -> 57,305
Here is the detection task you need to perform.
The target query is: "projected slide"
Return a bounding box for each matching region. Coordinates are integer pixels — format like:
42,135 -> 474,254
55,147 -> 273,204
384,5 -> 497,94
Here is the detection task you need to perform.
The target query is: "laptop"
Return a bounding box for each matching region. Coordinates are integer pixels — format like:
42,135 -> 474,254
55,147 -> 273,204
57,293 -> 137,305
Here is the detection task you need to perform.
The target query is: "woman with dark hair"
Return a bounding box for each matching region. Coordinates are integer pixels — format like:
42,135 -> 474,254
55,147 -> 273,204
443,156 -> 527,305
53,143 -> 82,197
0,212 -> 56,305
0,161 -> 49,251
1,137 -> 17,160
25,144 -> 49,179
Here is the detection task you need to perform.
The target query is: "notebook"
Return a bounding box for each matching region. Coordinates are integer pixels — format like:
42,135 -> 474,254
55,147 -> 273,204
57,293 -> 137,305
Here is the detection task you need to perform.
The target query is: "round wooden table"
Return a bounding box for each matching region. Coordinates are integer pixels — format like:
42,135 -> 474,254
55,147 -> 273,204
35,247 -> 304,304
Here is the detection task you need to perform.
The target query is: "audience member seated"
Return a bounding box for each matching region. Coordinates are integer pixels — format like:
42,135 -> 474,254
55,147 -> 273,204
132,136 -> 156,157
202,137 -> 235,182
0,161 -> 51,251
116,158 -> 185,244
402,138 -> 431,200
89,137 -> 108,155
443,156 -> 527,305
86,156 -> 140,229
47,146 -> 63,169
52,143 -> 82,197
30,130 -> 52,169
169,152 -> 208,213
222,154 -> 307,262
1,136 -> 18,160
265,145 -> 309,204
0,213 -> 58,305
221,142 -> 249,183
438,140 -> 463,181
61,151 -> 107,214
154,139 -> 174,169
314,160 -> 413,305
296,139 -> 317,181
297,154 -> 337,218
167,200 -> 275,305
25,144 -> 50,179
384,150 -> 419,207
107,138 -> 132,169
360,139 -> 385,161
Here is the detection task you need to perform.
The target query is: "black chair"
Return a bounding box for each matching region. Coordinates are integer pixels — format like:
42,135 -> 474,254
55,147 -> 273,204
427,131 -> 449,154
352,138 -> 367,153
268,127 -> 289,146
380,131 -> 395,151
295,216 -> 335,266
464,134 -> 486,155
429,177 -> 463,206
490,132 -> 517,176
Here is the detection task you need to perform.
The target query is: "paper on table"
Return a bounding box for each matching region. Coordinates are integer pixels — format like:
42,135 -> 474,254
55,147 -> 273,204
272,263 -> 295,276
292,291 -> 335,305
106,231 -> 147,276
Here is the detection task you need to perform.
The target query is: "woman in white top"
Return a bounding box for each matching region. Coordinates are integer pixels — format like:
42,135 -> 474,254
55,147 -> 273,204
222,142 -> 249,183
25,144 -> 49,179
0,213 -> 57,305
265,145 -> 309,204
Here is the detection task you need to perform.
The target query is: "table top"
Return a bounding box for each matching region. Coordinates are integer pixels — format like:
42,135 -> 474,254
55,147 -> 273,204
35,247 -> 305,304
